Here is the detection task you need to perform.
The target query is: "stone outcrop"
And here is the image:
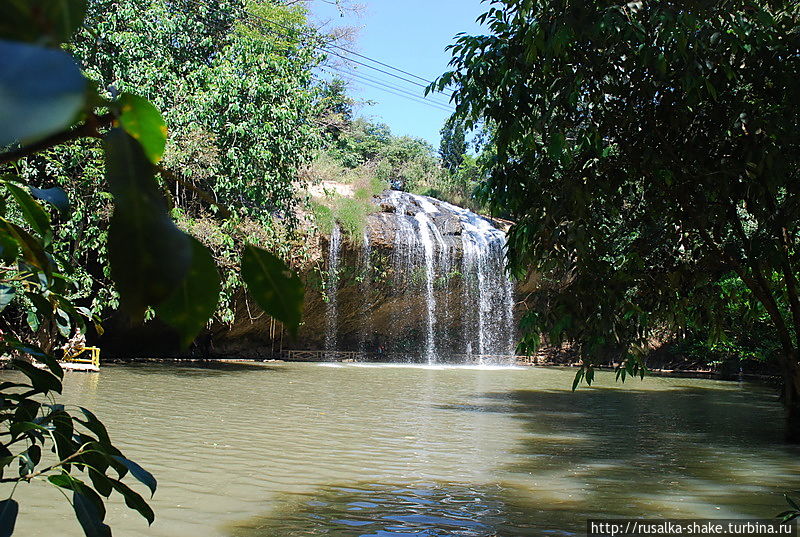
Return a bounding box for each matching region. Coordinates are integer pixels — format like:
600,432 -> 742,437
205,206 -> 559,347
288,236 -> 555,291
211,190 -> 520,360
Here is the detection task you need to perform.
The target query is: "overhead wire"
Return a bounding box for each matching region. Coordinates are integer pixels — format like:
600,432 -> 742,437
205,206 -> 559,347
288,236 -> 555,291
319,66 -> 455,114
324,68 -> 455,113
183,0 -> 455,104
228,0 -> 448,90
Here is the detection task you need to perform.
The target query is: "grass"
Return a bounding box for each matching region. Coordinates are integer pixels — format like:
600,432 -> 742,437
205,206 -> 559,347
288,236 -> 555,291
309,155 -> 388,240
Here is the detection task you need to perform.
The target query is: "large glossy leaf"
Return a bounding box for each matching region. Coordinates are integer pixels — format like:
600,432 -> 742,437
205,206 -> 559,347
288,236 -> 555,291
0,40 -> 86,146
241,245 -> 304,336
10,359 -> 61,393
0,230 -> 18,264
19,444 -> 41,476
0,220 -> 51,277
4,182 -> 51,244
0,0 -> 88,46
72,491 -> 111,537
9,422 -> 49,438
111,456 -> 157,497
87,469 -> 113,498
155,237 -> 220,348
117,94 -> 167,164
104,128 -> 191,319
109,478 -> 155,525
0,499 -> 18,537
76,407 -> 111,445
4,336 -> 62,378
0,285 -> 13,313
30,186 -> 70,217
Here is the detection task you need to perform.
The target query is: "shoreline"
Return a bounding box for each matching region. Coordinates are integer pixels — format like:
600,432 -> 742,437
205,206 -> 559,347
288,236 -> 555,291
79,356 -> 779,384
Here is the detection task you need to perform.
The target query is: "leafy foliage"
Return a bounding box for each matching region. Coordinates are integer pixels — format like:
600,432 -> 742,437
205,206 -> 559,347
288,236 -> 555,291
0,0 -> 313,534
436,0 -> 800,412
10,0 -> 323,327
439,117 -> 466,173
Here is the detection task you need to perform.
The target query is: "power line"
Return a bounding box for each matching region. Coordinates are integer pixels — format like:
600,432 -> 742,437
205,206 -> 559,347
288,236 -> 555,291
232,1 -> 447,89
321,64 -> 455,110
185,0 -> 453,99
320,66 -> 455,114
322,48 -> 448,96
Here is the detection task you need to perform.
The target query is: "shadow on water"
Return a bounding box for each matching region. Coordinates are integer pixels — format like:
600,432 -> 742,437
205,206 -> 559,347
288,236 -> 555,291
108,361 -> 285,377
438,384 -> 800,519
223,382 -> 800,536
225,481 -> 552,537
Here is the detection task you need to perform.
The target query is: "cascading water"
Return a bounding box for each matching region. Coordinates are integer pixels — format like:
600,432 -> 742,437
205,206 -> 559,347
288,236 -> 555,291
324,224 -> 342,359
414,211 -> 438,365
314,190 -> 516,364
358,228 -> 372,357
380,191 -> 517,364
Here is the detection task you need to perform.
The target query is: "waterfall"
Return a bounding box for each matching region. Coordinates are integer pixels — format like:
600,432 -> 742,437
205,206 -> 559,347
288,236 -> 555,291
414,211 -> 438,365
358,228 -> 372,357
324,224 -> 342,359
504,271 -> 516,356
323,190 -> 517,364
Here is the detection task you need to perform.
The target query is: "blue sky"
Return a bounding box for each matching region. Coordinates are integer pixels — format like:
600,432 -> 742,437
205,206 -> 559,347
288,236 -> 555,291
307,0 -> 488,147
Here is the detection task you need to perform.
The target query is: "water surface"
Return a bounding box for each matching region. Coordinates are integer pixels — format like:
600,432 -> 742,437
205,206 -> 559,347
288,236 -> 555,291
7,363 -> 799,536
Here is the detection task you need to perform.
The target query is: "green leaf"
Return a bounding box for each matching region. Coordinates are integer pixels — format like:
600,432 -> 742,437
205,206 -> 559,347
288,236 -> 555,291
5,336 -> 63,378
104,128 -> 191,319
547,132 -> 565,159
117,94 -> 167,164
705,78 -> 717,100
241,245 -> 304,336
111,456 -> 157,497
0,230 -> 18,264
51,410 -> 77,463
10,359 -> 61,394
30,187 -> 70,217
19,444 -> 41,476
88,468 -> 113,498
572,368 -> 585,391
0,219 -> 51,277
48,474 -> 73,489
155,237 -> 220,348
0,40 -> 86,146
76,407 -> 111,445
73,491 -> 111,537
0,285 -> 14,313
0,499 -> 18,537
5,182 -> 51,242
55,308 -> 71,338
9,421 -> 49,437
109,478 -> 155,525
26,311 -> 39,332
0,0 -> 88,46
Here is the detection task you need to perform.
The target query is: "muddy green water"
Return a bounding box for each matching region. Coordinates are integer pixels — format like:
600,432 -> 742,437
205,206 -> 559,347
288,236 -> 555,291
7,362 -> 800,536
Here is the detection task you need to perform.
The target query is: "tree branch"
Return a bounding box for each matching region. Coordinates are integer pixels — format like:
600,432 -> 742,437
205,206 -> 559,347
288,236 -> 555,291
0,114 -> 114,166
156,166 -> 232,219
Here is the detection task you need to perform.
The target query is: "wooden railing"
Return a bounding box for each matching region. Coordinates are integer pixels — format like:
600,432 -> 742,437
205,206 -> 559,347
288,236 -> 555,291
64,347 -> 100,368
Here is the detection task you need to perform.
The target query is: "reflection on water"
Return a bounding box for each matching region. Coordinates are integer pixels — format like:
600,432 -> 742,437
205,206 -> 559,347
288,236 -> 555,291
4,363 -> 799,537
228,482 -> 544,537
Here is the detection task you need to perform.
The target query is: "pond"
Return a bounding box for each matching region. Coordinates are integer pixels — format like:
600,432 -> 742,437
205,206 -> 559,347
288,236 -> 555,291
9,363 -> 800,536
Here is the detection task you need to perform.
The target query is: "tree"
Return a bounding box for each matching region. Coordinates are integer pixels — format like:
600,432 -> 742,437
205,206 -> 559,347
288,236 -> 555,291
317,77 -> 355,140
434,0 -> 800,438
439,116 -> 466,173
10,0 -> 322,328
0,1 -> 306,534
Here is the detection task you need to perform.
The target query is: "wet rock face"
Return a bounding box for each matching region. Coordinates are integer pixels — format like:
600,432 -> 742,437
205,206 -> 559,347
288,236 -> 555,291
211,190 -> 521,360
300,191 -> 517,359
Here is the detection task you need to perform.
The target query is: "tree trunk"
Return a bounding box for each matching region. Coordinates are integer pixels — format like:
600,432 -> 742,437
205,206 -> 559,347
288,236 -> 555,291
783,355 -> 800,443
